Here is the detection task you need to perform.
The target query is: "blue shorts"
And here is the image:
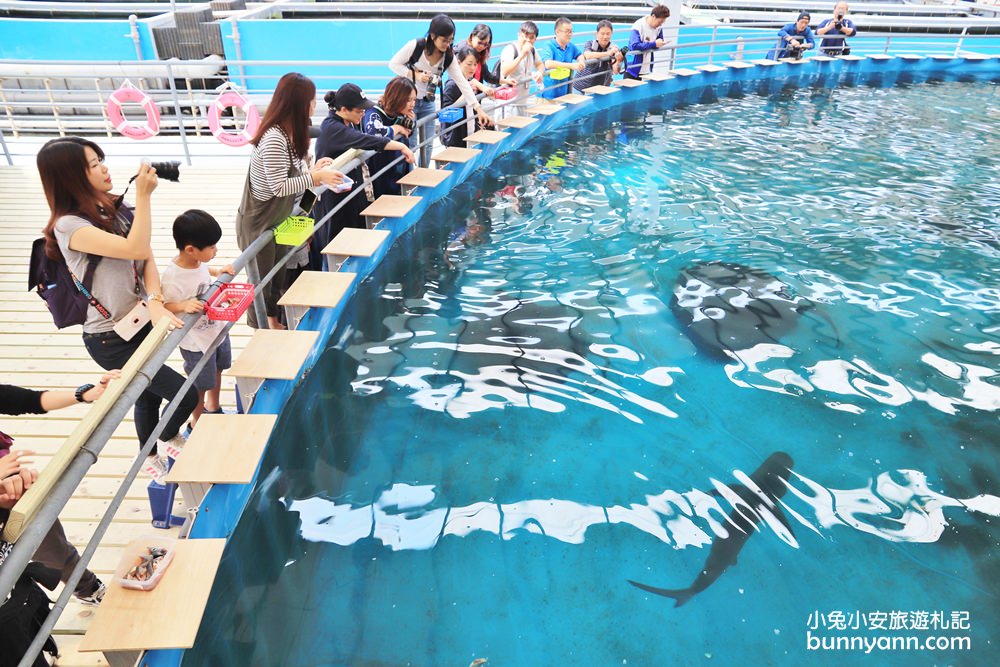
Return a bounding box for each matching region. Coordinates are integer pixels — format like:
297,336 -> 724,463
179,336 -> 232,392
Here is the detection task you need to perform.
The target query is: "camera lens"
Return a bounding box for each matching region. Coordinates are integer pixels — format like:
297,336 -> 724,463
150,160 -> 181,182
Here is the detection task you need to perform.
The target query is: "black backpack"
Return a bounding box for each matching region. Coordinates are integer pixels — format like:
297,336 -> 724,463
28,238 -> 104,330
0,562 -> 60,667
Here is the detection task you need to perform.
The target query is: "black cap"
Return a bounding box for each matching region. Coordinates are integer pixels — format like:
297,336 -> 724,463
797,12 -> 811,21
334,83 -> 374,110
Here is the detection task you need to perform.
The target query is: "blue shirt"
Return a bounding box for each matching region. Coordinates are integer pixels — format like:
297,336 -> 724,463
772,23 -> 816,59
817,18 -> 856,53
540,40 -> 582,99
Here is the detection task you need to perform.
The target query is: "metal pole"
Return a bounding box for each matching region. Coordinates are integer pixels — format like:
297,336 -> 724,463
708,25 -> 718,65
126,14 -> 143,61
0,126 -> 12,165
954,27 -> 967,57
245,255 -> 270,330
164,62 -> 192,166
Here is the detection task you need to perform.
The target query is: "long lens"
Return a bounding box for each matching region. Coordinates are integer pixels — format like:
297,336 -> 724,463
150,160 -> 181,182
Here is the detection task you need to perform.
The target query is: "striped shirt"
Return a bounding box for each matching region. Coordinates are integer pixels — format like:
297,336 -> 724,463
248,126 -> 312,201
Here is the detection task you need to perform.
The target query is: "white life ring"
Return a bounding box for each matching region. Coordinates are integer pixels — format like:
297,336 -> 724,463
107,82 -> 160,140
207,89 -> 261,147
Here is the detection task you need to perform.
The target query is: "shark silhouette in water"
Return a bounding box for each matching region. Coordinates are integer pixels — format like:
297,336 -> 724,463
668,262 -> 832,360
628,452 -> 796,607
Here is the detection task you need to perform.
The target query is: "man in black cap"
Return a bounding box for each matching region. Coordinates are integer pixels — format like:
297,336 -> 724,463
771,12 -> 816,60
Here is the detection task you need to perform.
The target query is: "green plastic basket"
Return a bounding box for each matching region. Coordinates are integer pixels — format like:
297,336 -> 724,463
274,215 -> 314,246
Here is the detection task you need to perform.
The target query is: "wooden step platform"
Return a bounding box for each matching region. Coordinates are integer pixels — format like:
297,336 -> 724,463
78,538 -> 226,667
495,115 -> 538,129
431,146 -> 481,165
696,64 -> 727,73
321,227 -> 391,270
642,71 -> 674,81
226,329 -> 320,410
614,78 -> 646,88
464,129 -> 510,147
552,93 -> 590,105
359,194 -> 422,228
524,102 -> 565,116
396,166 -> 451,195
278,271 -> 356,329
166,413 -> 277,511
583,84 -> 620,95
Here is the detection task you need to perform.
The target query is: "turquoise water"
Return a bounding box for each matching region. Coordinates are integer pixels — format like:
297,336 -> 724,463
190,81 -> 999,666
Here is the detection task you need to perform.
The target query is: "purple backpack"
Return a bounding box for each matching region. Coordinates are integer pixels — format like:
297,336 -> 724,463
28,238 -> 104,329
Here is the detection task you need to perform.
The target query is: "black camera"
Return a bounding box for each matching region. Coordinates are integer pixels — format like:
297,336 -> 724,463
394,114 -> 416,131
150,160 -> 181,182
424,73 -> 441,101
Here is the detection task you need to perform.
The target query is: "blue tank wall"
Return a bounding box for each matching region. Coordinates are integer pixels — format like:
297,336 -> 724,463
0,18 -> 158,60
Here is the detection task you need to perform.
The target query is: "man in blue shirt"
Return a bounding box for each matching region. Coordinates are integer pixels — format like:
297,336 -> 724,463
816,2 -> 857,56
540,17 -> 584,99
770,12 -> 816,60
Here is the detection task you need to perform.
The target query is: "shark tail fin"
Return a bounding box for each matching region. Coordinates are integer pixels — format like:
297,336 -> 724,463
627,579 -> 695,608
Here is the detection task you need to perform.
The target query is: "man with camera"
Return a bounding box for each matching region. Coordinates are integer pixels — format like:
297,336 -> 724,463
816,2 -> 857,56
772,12 -> 816,61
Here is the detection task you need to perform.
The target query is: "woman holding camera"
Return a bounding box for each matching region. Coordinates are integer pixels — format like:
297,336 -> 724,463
37,137 -> 196,482
236,72 -> 345,329
308,82 -> 416,270
388,13 -> 492,166
362,76 -> 418,198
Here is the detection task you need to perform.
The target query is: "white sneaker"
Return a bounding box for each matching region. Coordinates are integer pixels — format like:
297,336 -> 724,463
142,454 -> 169,483
160,434 -> 186,460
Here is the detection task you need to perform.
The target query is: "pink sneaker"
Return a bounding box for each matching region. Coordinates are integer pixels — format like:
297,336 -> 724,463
160,434 -> 186,460
142,454 -> 169,483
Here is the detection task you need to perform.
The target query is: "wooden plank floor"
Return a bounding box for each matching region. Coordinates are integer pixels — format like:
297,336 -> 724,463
0,162 -> 252,664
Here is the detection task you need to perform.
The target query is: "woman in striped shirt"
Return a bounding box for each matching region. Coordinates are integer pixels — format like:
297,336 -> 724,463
235,72 -> 345,329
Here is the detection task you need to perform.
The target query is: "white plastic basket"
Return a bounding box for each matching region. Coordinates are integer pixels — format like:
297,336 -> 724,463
114,536 -> 176,591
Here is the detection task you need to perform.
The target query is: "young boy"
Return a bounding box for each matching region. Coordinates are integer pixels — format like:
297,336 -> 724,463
161,210 -> 235,431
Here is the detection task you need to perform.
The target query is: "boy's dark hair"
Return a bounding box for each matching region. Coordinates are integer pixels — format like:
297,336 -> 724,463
554,17 -> 573,32
173,209 -> 222,251
597,19 -> 614,32
651,4 -> 671,19
520,21 -> 539,37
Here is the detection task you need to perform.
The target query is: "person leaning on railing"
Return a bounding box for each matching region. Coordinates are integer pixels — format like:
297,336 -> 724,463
235,72 -> 345,329
388,14 -> 491,166
574,19 -> 624,92
455,23 -> 516,100
309,83 -> 416,271
625,4 -> 670,80
816,2 -> 857,56
362,77 -> 418,198
770,12 -> 817,60
442,45 -> 497,148
539,17 -> 585,100
0,373 -> 122,605
37,137 -> 197,483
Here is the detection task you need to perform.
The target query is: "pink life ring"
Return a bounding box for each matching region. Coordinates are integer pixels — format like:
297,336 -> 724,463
107,83 -> 161,140
207,89 -> 261,147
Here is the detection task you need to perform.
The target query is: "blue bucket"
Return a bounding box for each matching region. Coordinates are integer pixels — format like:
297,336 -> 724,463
437,107 -> 465,123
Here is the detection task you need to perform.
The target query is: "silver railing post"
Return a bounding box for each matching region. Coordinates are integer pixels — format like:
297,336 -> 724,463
0,126 -> 12,165
884,35 -> 892,55
708,25 -> 718,65
954,27 -> 967,57
246,255 -> 270,330
164,62 -> 192,166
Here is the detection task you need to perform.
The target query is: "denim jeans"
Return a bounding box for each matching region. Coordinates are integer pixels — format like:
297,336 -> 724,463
414,98 -> 437,168
83,324 -> 197,455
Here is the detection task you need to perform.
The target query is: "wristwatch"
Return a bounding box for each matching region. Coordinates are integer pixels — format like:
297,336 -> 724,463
75,384 -> 96,403
148,293 -> 165,303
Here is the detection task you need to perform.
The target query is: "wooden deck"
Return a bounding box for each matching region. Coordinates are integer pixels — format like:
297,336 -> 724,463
0,162 -> 250,664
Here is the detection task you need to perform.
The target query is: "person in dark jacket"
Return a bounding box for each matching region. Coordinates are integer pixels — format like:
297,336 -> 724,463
1,372 -> 121,606
441,45 -> 496,148
362,77 -> 417,198
309,83 -> 416,270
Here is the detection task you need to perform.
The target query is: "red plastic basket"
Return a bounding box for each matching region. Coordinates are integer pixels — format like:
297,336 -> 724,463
205,283 -> 255,321
494,87 -> 517,101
